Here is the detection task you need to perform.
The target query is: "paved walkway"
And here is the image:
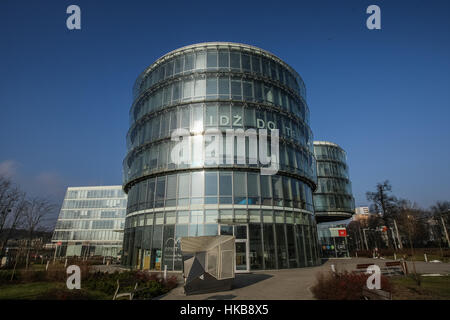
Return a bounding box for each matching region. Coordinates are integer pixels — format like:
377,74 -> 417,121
160,258 -> 450,300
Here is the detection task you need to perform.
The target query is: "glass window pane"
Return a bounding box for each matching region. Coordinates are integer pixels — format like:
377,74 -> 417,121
220,223 -> 233,235
219,104 -> 230,127
244,107 -> 255,128
191,171 -> 204,197
191,104 -> 203,132
166,175 -> 177,200
249,224 -> 263,270
230,51 -> 240,70
263,224 -> 276,268
261,175 -> 272,205
249,210 -> 261,223
247,173 -> 259,200
218,77 -> 230,98
254,81 -> 263,102
233,172 -> 246,204
263,210 -> 273,223
177,211 -> 189,224
243,81 -> 253,100
207,50 -> 218,68
205,172 -> 218,196
206,76 -> 218,96
195,51 -> 206,70
251,55 -> 261,73
183,79 -> 193,100
178,173 -> 190,199
165,60 -> 173,78
218,50 -> 229,68
165,211 -> 176,224
204,224 -> 218,236
184,53 -> 194,71
241,54 -> 251,72
219,172 -> 232,196
155,177 -> 166,206
205,210 -> 218,223
276,224 -> 288,268
194,78 -> 205,97
205,104 -> 218,127
174,57 -> 183,74
190,210 -> 204,224
189,223 -> 204,236
231,78 -> 242,99
181,106 -> 190,128
272,176 -> 283,200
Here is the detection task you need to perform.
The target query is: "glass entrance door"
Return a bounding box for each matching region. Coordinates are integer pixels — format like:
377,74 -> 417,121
219,224 -> 249,272
235,241 -> 248,271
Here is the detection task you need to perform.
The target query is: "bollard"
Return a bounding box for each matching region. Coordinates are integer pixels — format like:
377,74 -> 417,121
394,253 -> 397,261
424,253 -> 428,262
331,264 -> 336,273
46,260 -> 50,271
164,265 -> 167,280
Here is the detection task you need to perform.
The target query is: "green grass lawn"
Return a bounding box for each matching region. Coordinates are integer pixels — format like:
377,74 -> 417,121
0,282 -> 62,300
0,282 -> 111,300
391,275 -> 450,300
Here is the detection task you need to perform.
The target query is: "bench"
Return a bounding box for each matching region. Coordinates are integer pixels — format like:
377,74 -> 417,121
356,261 -> 406,276
355,263 -> 374,273
385,261 -> 406,275
362,287 -> 392,300
112,279 -> 139,300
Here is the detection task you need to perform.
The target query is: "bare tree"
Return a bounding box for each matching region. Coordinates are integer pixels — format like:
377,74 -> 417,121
394,201 -> 429,286
22,197 -> 57,269
366,180 -> 399,248
430,201 -> 450,248
366,180 -> 398,220
0,176 -> 26,259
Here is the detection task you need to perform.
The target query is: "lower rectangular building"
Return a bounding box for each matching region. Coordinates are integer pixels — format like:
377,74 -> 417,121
52,185 -> 127,258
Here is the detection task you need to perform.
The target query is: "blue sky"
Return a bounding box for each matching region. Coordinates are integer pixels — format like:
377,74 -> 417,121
0,0 -> 449,220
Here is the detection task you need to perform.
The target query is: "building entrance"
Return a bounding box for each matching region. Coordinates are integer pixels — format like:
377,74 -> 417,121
219,224 -> 249,272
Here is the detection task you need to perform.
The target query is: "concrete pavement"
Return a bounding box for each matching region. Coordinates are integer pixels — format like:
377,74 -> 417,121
160,258 -> 450,300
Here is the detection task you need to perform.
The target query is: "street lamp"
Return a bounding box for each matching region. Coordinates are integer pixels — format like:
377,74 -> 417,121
406,214 -> 420,285
440,210 -> 450,248
362,228 -> 370,251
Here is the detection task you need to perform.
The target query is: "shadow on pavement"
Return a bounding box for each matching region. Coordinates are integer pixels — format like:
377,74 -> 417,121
231,273 -> 273,289
204,294 -> 237,300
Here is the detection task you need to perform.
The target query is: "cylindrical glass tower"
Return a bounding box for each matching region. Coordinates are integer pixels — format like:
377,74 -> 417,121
313,141 -> 355,258
122,42 -> 319,271
313,141 -> 355,222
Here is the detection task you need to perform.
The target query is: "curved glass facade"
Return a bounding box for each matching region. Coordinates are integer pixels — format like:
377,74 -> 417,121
123,42 -> 320,271
313,141 -> 355,222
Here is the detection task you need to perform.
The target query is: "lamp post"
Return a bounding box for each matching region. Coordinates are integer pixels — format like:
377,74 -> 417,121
440,210 -> 450,248
362,228 -> 369,251
407,214 -> 420,286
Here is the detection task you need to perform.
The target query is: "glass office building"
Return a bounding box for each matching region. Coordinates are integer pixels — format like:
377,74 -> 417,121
122,42 -> 320,271
52,186 -> 127,258
313,141 -> 355,258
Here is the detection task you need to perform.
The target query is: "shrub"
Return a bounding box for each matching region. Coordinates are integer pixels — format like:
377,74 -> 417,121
311,271 -> 391,300
82,270 -> 178,299
38,288 -> 102,300
0,270 -> 20,284
20,270 -> 47,283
